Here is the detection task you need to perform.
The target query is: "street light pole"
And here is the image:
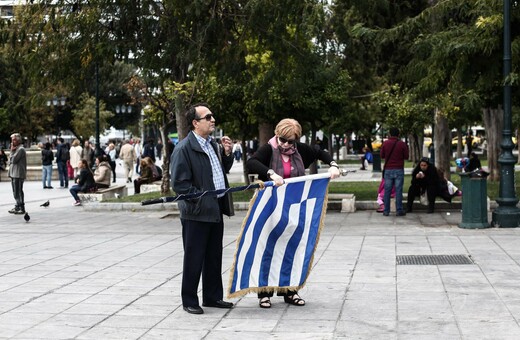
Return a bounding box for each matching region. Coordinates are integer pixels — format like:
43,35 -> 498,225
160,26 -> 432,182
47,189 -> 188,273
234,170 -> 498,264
46,96 -> 66,141
492,0 -> 520,228
95,62 -> 101,156
115,104 -> 132,141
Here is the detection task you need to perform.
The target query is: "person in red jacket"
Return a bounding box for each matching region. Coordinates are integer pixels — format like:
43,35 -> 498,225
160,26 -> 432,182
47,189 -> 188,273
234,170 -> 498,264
380,127 -> 409,216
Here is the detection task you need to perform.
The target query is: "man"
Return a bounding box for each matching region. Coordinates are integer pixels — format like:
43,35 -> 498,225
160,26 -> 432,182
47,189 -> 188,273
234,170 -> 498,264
380,127 -> 409,216
170,103 -> 234,315
156,139 -> 164,160
119,140 -> 136,183
142,138 -> 156,163
56,138 -> 70,188
8,133 -> 27,214
406,157 -> 439,214
81,140 -> 95,169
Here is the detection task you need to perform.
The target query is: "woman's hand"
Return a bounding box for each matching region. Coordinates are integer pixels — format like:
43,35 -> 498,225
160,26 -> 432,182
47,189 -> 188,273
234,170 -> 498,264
269,173 -> 285,186
328,166 -> 341,179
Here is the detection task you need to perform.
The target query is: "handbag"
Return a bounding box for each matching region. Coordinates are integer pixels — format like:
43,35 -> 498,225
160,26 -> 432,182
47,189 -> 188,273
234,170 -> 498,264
420,191 -> 429,206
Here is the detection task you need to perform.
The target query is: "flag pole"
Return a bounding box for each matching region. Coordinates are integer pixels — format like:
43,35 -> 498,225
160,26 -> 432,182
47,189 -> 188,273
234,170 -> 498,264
141,169 -> 356,206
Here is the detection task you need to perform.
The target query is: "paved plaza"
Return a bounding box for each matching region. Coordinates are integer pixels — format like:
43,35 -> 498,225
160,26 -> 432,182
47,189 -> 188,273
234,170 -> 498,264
0,161 -> 519,339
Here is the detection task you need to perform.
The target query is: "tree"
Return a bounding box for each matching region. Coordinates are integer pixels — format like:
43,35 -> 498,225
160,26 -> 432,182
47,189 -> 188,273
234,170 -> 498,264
71,93 -> 113,141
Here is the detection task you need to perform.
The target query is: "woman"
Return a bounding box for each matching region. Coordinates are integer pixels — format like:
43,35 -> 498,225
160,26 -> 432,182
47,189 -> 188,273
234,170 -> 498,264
41,142 -> 54,189
69,159 -> 95,206
133,157 -> 159,194
107,143 -> 117,182
406,157 -> 439,214
93,154 -> 112,188
69,139 -> 83,177
246,118 -> 341,308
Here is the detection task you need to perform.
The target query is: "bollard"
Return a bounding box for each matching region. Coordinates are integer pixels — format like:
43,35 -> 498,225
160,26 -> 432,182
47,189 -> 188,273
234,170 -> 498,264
372,152 -> 382,173
458,172 -> 490,229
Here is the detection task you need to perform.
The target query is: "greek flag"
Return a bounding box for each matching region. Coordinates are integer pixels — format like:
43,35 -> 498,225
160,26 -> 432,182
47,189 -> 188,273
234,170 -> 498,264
228,173 -> 330,298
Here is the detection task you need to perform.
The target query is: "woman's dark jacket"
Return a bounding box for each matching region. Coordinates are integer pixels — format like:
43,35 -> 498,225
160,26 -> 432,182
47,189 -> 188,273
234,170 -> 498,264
170,131 -> 234,223
247,142 -> 334,181
75,167 -> 96,192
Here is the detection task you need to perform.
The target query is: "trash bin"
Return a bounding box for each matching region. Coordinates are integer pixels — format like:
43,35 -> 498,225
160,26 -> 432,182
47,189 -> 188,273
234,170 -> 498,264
372,152 -> 381,173
458,171 -> 490,229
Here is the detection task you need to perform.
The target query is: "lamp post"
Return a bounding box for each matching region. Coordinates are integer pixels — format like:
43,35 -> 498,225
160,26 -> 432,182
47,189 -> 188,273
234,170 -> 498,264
492,0 -> 520,227
46,96 -> 66,141
115,104 -> 132,141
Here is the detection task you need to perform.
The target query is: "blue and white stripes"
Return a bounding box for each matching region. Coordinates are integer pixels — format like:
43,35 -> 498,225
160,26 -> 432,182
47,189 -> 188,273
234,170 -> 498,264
228,173 -> 330,297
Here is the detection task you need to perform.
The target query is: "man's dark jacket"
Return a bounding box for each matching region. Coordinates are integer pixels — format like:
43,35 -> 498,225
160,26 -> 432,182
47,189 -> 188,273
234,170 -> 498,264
170,131 -> 234,222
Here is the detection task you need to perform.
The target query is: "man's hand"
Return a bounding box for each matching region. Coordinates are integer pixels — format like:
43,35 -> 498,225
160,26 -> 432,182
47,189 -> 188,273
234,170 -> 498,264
221,136 -> 233,156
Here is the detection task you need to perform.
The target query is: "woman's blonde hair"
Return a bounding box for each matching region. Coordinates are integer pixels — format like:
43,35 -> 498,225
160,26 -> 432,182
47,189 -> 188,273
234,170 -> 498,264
274,118 -> 302,139
72,139 -> 80,147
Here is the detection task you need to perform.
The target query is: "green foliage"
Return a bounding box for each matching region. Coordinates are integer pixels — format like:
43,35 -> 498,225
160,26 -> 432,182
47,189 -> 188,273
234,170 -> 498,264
71,93 -> 113,140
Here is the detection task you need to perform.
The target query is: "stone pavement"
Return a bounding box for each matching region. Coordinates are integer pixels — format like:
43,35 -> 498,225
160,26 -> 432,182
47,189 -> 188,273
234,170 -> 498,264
0,161 -> 519,339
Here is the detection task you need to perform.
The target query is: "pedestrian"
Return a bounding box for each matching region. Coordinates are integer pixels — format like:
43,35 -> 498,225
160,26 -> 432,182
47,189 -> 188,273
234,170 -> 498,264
246,118 -> 341,308
133,157 -> 159,194
8,133 -> 27,214
232,141 -> 242,162
69,159 -> 95,206
170,103 -> 235,315
466,152 -> 481,172
381,127 -> 409,216
119,139 -> 136,183
93,154 -> 112,189
69,139 -> 83,177
56,138 -> 70,188
406,157 -> 440,213
0,149 -> 8,171
41,142 -> 54,189
376,179 -> 395,213
81,140 -> 95,170
107,143 -> 117,183
156,140 -> 164,160
134,139 -> 142,175
142,138 -> 156,163
359,146 -> 373,170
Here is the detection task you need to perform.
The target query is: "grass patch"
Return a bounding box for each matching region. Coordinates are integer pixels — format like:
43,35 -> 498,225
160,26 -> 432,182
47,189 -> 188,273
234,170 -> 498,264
106,171 -> 519,203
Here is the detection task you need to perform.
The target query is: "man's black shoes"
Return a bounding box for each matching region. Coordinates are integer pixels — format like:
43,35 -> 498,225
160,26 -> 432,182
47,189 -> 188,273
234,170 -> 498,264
183,306 -> 204,314
202,300 -> 234,309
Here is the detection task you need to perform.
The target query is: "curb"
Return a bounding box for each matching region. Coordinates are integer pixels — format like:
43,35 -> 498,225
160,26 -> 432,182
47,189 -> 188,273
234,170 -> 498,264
81,200 -> 485,212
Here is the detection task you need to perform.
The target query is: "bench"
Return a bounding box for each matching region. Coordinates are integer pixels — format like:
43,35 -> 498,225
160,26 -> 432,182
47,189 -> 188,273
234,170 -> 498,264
328,193 -> 356,213
78,184 -> 128,203
140,181 -> 162,194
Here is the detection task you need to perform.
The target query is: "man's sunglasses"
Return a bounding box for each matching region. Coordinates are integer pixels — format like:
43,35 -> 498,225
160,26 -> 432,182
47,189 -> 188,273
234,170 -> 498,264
195,114 -> 214,121
278,137 -> 296,145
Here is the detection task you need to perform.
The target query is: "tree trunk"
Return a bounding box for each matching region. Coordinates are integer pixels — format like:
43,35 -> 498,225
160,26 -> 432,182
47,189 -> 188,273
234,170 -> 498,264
175,94 -> 188,141
482,107 -> 504,181
434,108 -> 451,180
408,133 -> 421,164
258,122 -> 272,146
455,130 -> 463,159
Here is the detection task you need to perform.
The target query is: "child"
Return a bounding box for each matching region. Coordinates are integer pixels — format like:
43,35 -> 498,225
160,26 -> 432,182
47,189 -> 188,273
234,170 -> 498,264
376,179 -> 395,212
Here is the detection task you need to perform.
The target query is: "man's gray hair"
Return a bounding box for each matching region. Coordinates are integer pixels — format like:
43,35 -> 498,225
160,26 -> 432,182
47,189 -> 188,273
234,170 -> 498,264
10,133 -> 21,141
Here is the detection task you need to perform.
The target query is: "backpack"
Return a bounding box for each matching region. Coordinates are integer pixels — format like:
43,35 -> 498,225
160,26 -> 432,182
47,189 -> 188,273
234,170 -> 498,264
61,146 -> 70,162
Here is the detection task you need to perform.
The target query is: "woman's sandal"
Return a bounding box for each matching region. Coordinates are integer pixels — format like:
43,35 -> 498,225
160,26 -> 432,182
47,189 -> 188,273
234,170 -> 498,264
259,297 -> 271,308
284,294 -> 305,306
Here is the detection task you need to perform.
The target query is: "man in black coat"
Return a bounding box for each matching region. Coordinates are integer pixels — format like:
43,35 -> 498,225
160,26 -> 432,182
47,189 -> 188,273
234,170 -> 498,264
170,103 -> 234,315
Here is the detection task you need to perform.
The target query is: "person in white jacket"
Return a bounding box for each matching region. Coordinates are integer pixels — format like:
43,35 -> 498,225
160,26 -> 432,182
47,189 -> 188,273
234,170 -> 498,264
69,139 -> 83,178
